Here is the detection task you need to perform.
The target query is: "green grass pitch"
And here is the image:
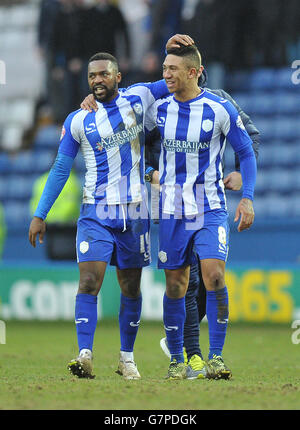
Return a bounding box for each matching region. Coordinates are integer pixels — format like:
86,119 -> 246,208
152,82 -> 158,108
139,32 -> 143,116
0,320 -> 299,410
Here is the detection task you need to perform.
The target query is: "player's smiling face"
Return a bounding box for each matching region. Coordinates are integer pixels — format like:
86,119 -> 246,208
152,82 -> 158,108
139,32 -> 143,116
163,54 -> 191,94
88,60 -> 121,103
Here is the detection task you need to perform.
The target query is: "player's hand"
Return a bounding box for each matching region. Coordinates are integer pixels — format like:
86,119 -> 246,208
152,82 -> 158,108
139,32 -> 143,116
29,217 -> 46,248
223,171 -> 242,191
234,198 -> 255,232
166,34 -> 194,50
151,170 -> 160,185
80,94 -> 98,112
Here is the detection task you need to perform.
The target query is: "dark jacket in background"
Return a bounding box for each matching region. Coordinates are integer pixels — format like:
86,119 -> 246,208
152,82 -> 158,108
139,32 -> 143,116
182,0 -> 300,69
48,3 -> 83,66
79,4 -> 130,61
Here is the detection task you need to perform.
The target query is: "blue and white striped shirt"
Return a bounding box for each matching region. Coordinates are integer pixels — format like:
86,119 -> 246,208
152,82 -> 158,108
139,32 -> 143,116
145,89 -> 256,216
58,80 -> 168,206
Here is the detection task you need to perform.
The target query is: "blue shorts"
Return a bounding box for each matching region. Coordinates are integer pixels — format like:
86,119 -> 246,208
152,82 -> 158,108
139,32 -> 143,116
158,209 -> 229,269
76,203 -> 150,269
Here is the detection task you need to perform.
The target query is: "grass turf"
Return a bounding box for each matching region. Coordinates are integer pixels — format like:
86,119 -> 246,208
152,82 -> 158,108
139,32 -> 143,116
0,320 -> 299,410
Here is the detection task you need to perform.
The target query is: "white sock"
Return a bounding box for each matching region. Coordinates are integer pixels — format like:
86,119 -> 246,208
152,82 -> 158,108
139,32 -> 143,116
79,348 -> 92,357
120,350 -> 134,361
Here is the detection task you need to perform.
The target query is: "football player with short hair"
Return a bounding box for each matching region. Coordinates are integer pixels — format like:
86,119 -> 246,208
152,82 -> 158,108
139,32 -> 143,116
145,42 -> 256,380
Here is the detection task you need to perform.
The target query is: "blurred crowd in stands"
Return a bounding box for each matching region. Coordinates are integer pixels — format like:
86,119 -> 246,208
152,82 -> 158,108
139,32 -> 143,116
36,0 -> 300,123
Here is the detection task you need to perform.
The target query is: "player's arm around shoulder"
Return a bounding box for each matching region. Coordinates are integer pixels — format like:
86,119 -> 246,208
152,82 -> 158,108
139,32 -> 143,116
81,94 -> 98,112
223,171 -> 242,191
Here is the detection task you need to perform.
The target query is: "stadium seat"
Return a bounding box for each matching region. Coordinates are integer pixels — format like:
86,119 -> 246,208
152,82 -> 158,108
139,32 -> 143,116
263,192 -> 290,217
288,192 -> 300,216
9,5 -> 39,29
274,93 -> 300,115
252,196 -> 266,218
265,169 -> 293,193
256,146 -> 273,168
251,118 -> 276,142
0,99 -> 35,134
292,171 -> 300,190
0,176 -> 7,201
3,200 -> 31,227
32,149 -> 56,173
6,174 -> 37,201
251,93 -> 276,116
8,99 -> 35,129
270,144 -> 299,167
273,117 -> 300,141
249,68 -> 275,91
10,150 -> 36,174
0,152 -> 12,173
254,171 -> 270,195
275,67 -> 298,90
1,124 -> 23,151
226,71 -> 250,92
33,125 -> 61,150
231,93 -> 255,114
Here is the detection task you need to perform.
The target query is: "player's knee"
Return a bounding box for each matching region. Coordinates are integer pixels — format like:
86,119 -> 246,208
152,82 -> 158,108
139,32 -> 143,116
119,274 -> 141,298
165,268 -> 189,298
166,278 -> 187,299
203,268 -> 225,291
78,271 -> 99,295
118,269 -> 142,298
121,282 -> 141,299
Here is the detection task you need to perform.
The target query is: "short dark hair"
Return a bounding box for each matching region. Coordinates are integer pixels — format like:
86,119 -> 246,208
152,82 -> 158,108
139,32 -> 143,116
88,52 -> 119,72
166,44 -> 201,70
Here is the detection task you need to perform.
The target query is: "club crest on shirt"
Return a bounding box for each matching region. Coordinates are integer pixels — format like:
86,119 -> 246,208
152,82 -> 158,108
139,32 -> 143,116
202,119 -> 213,132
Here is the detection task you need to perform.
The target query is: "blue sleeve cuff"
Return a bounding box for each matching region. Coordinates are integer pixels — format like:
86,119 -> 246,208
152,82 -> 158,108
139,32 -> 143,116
145,166 -> 155,175
238,147 -> 257,201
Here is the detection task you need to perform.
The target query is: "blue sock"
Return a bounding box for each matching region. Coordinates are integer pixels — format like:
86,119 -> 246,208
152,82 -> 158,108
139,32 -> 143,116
75,293 -> 98,353
206,286 -> 229,359
163,294 -> 186,363
119,294 -> 142,352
